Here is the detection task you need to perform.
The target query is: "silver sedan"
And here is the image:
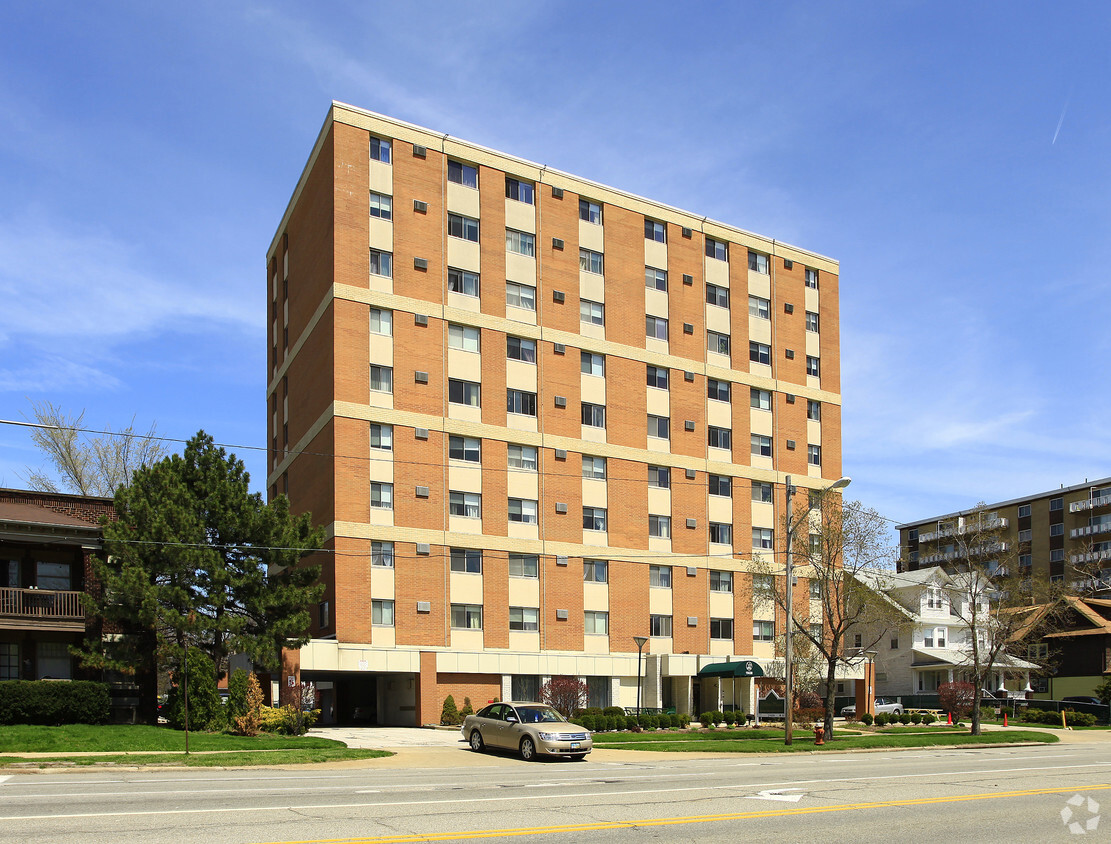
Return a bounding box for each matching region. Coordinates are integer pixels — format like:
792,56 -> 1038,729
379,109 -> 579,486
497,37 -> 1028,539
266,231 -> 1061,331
462,702 -> 592,761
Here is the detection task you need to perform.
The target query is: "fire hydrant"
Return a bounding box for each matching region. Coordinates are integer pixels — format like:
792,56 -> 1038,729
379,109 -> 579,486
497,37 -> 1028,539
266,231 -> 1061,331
814,726 -> 825,745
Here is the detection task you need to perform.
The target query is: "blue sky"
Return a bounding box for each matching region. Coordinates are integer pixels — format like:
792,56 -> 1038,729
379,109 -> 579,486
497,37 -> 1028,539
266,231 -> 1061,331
1,2 -> 1108,535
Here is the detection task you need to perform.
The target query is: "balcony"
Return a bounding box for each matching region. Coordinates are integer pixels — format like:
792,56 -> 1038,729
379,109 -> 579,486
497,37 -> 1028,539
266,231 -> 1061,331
1070,493 -> 1111,514
919,518 -> 1008,544
1070,549 -> 1111,565
1070,522 -> 1111,539
0,587 -> 86,631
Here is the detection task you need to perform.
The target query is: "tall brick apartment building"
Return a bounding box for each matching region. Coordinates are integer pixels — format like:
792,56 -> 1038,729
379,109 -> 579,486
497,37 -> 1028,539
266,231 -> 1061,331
267,103 -> 844,726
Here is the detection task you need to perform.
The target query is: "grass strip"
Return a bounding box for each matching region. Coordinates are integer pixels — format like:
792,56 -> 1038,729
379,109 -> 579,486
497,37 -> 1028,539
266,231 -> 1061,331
595,728 -> 785,743
0,724 -> 345,753
593,729 -> 1057,752
0,748 -> 391,768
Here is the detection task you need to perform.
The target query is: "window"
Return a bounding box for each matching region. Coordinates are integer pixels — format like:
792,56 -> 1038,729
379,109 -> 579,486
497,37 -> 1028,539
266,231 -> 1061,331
584,558 -> 608,583
809,580 -> 821,598
805,267 -> 818,289
507,444 -> 537,471
372,600 -> 395,626
581,403 -> 606,428
644,218 -> 666,242
448,267 -> 480,297
506,229 -> 535,257
710,570 -> 733,592
707,330 -> 730,355
584,610 -> 609,634
705,237 -> 728,261
449,435 -> 481,462
752,481 -> 773,503
648,414 -> 670,439
708,426 -> 732,450
449,491 -> 481,518
582,455 -> 607,479
753,528 -> 774,550
709,522 -> 732,544
449,379 -> 480,406
649,565 -> 672,588
809,533 -> 821,555
752,573 -> 774,594
649,516 -> 671,539
750,388 -> 771,410
647,365 -> 669,389
0,642 -> 15,681
506,281 -> 536,311
451,604 -> 483,629
751,434 -> 772,457
370,482 -> 393,510
579,198 -> 602,224
709,474 -> 732,497
451,548 -> 482,574
1018,529 -> 1033,542
509,498 -> 538,524
580,299 -> 604,325
1017,504 -> 1032,518
805,311 -> 819,332
748,251 -> 769,273
1050,497 -> 1063,511
650,614 -> 673,637
645,266 -> 667,291
579,248 -> 604,274
853,633 -> 863,648
706,283 -> 729,308
448,160 -> 478,188
806,356 -> 820,377
372,540 -> 394,567
370,308 -> 392,335
370,137 -> 391,163
925,587 -> 945,610
810,623 -> 824,641
370,365 -> 393,393
749,295 -> 770,319
1027,642 -> 1049,661
370,423 -> 392,451
509,553 -> 539,578
506,336 -> 536,362
749,342 -> 771,365
648,465 -> 670,489
890,635 -> 899,650
506,388 -> 536,416
505,177 -> 534,204
646,316 -> 668,340
753,620 -> 775,641
1019,553 -> 1032,569
710,618 -> 734,640
509,607 -> 539,631
370,249 -> 393,278
369,192 -> 392,220
581,351 -> 605,376
448,213 -> 479,242
583,506 -> 607,531
1050,549 -> 1064,562
707,379 -> 731,402
1050,523 -> 1064,537
808,445 -> 822,467
807,400 -> 821,422
449,324 -> 480,352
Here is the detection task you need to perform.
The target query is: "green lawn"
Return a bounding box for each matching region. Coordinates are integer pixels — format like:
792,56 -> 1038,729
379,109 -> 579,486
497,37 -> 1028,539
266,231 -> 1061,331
592,729 -> 1057,753
0,724 -> 392,767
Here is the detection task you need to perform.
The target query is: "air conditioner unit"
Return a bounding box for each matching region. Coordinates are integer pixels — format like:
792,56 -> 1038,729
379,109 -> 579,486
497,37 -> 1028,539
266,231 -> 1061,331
685,468 -> 696,479
414,371 -> 429,383
414,313 -> 429,326
556,609 -> 569,620
554,449 -> 567,460
554,396 -> 567,407
684,420 -> 696,431
556,555 -> 568,566
553,290 -> 565,303
414,257 -> 428,270
682,273 -> 693,285
555,502 -> 568,514
687,567 -> 697,577
684,371 -> 695,381
415,486 -> 430,498
552,238 -> 565,250
783,258 -> 794,269
687,616 -> 698,626
416,545 -> 430,556
553,343 -> 565,354
785,349 -> 795,359
414,427 -> 429,439
784,303 -> 794,314
785,394 -> 795,404
412,145 -> 427,158
682,227 -> 692,238
416,600 -> 431,612
683,323 -> 694,334
551,186 -> 564,198
413,200 -> 428,213
686,518 -> 697,529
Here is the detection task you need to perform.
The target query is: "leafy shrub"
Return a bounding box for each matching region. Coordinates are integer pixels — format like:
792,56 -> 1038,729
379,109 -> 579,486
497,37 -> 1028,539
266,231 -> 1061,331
165,649 -> 225,731
226,669 -> 249,724
539,676 -> 589,717
712,710 -> 725,726
699,711 -> 713,727
921,712 -> 936,725
898,713 -> 911,725
637,713 -> 650,729
798,690 -> 822,710
231,672 -> 264,736
678,713 -> 691,728
612,714 -> 626,731
603,706 -> 625,717
1065,710 -> 1098,727
0,680 -> 110,726
604,715 -> 616,732
579,714 -> 595,731
460,697 -> 474,718
874,713 -> 889,727
860,712 -> 874,726
938,681 -> 975,720
910,712 -> 922,725
258,704 -> 318,735
441,695 -> 461,726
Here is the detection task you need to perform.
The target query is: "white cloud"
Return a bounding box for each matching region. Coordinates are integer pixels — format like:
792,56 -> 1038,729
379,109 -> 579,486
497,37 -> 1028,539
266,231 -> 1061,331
0,354 -> 121,393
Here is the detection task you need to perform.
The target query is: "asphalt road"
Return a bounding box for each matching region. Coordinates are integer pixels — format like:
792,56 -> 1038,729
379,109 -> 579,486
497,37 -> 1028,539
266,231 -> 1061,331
2,741 -> 1109,843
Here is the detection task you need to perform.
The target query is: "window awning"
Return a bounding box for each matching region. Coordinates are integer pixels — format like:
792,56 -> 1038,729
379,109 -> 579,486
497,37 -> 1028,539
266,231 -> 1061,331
697,660 -> 765,678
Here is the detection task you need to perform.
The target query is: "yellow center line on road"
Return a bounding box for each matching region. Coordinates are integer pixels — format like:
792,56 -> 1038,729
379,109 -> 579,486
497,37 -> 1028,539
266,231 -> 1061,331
258,782 -> 1111,844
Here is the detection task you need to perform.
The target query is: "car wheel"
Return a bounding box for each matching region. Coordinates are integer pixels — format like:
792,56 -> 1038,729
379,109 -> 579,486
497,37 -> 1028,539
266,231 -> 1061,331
519,736 -> 537,761
469,731 -> 485,753
894,707 -> 903,715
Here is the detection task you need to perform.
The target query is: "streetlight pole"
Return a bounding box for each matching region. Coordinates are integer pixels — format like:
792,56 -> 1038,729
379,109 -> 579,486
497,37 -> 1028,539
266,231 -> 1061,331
784,475 -> 851,746
634,636 -> 649,714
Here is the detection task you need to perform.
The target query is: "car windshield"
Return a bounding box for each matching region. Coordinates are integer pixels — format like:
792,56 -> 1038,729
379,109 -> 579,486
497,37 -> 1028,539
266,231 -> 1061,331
514,705 -> 565,723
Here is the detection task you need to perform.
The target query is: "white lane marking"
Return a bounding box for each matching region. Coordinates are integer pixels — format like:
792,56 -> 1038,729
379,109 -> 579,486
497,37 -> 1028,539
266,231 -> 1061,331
0,776 -> 10,785
746,788 -> 805,803
4,762 -> 1111,822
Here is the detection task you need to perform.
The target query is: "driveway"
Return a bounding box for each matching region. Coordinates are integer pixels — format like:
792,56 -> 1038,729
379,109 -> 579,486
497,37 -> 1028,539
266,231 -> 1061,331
308,726 -> 468,749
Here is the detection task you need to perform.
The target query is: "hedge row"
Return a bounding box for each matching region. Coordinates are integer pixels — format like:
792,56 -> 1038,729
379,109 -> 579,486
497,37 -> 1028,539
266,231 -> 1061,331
0,680 -> 110,725
571,712 -> 691,731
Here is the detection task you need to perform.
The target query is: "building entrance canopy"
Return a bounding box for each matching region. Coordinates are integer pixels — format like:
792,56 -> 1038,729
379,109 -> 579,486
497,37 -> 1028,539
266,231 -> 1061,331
697,660 -> 765,678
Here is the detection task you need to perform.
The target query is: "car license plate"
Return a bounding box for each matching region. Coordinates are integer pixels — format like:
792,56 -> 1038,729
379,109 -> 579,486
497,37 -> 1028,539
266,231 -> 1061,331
570,742 -> 580,749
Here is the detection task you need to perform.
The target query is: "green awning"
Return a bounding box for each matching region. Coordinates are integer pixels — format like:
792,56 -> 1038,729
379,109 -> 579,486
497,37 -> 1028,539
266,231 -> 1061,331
697,660 -> 764,678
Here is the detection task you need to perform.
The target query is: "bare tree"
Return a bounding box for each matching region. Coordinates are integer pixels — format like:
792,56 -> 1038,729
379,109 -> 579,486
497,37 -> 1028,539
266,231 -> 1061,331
21,400 -> 166,496
754,495 -> 909,740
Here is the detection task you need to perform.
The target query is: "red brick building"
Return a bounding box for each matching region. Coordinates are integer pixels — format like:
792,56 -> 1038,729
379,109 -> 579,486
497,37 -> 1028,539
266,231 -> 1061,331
267,103 -> 844,725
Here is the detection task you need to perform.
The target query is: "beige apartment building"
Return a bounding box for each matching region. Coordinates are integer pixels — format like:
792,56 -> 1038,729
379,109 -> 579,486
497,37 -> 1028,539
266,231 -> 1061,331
898,477 -> 1111,588
266,102 -> 844,726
